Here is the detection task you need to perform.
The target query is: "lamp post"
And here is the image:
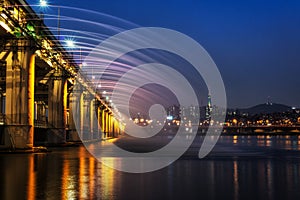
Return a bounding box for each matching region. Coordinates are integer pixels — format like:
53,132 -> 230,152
64,39 -> 77,66
65,39 -> 87,73
39,0 -> 60,39
39,0 -> 47,7
65,39 -> 75,48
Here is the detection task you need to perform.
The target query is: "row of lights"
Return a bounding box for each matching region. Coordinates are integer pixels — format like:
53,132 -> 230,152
0,0 -> 123,126
38,0 -> 125,125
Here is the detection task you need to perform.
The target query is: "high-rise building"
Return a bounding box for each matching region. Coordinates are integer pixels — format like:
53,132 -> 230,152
167,105 -> 180,120
206,93 -> 212,119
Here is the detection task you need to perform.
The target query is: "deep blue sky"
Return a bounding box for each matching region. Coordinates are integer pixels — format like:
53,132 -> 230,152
28,0 -> 300,108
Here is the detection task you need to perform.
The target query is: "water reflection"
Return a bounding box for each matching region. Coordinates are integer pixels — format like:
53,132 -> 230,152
79,147 -> 88,199
27,155 -> 36,200
233,135 -> 238,144
233,160 -> 239,200
62,155 -> 76,199
222,135 -> 300,150
0,136 -> 300,199
99,158 -> 116,199
60,147 -> 117,199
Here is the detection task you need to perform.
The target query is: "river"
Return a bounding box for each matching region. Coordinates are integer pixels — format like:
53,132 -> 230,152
0,135 -> 300,200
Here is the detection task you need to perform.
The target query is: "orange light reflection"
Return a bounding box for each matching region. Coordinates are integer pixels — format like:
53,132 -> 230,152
27,155 -> 36,200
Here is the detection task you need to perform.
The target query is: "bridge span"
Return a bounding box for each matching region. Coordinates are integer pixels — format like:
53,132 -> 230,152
0,0 -> 124,149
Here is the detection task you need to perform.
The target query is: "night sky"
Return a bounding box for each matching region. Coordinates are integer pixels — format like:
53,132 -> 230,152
28,0 -> 300,108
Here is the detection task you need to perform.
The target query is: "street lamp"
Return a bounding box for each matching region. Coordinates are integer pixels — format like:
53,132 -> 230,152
65,39 -> 87,73
39,0 -> 48,7
39,0 -> 61,39
64,39 -> 82,64
65,39 -> 75,48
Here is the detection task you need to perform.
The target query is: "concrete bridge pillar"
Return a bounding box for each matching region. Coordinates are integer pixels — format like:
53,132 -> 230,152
103,110 -> 109,138
111,117 -> 115,137
99,106 -> 106,139
108,113 -> 112,137
111,116 -> 115,137
5,48 -> 35,149
97,106 -> 102,139
47,71 -> 67,144
90,99 -> 99,140
114,119 -> 120,137
97,105 -> 106,139
68,93 -> 80,141
82,94 -> 92,140
68,85 -> 84,141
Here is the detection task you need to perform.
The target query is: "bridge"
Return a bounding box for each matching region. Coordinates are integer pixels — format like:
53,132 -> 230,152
0,0 -> 124,149
221,125 -> 300,134
196,125 -> 300,135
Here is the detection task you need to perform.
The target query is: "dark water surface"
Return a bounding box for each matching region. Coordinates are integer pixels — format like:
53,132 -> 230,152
1,135 -> 300,200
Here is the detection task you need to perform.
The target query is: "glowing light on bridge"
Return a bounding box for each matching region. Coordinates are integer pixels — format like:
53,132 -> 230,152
0,21 -> 12,32
65,39 -> 76,48
39,0 -> 48,7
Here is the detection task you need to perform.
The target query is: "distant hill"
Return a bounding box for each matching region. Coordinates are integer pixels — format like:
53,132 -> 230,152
238,103 -> 292,115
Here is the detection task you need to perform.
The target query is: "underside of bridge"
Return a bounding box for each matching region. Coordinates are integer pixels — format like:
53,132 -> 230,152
0,0 -> 124,149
